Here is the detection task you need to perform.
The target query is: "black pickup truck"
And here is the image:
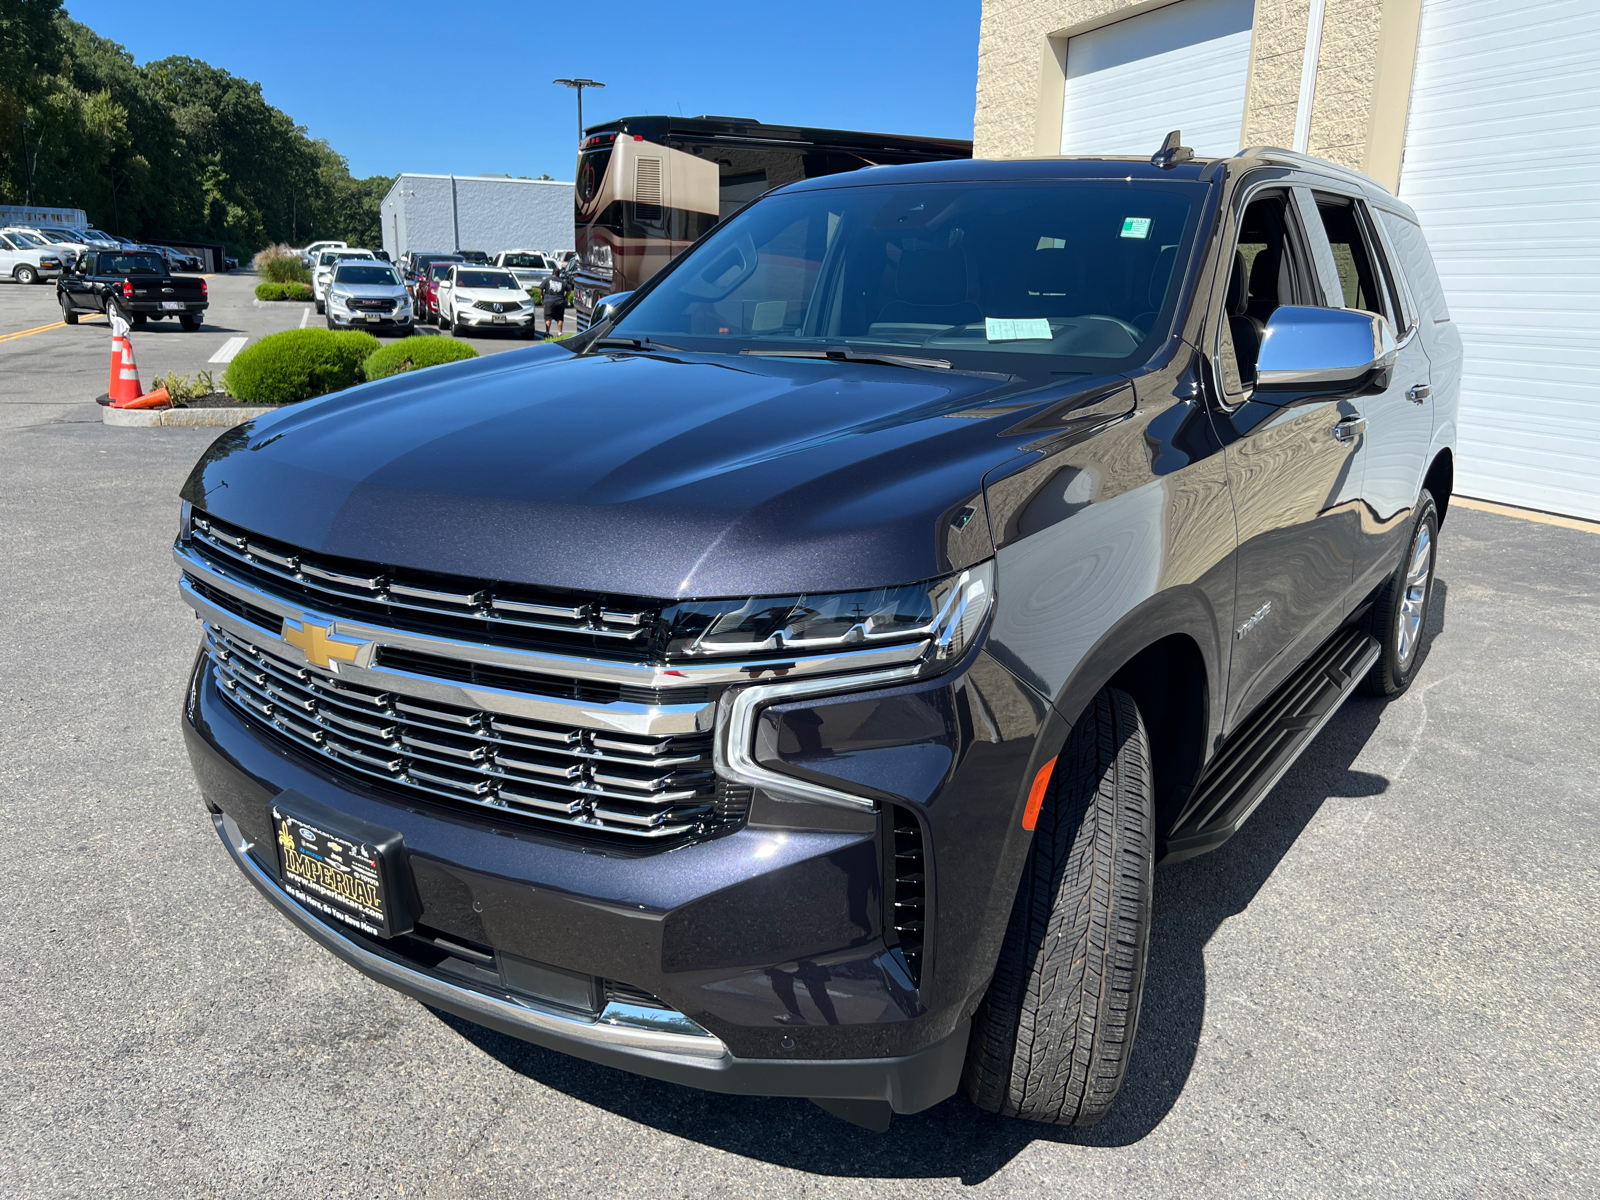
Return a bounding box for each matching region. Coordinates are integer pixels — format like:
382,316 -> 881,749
57,249 -> 209,330
175,142 -> 1459,1132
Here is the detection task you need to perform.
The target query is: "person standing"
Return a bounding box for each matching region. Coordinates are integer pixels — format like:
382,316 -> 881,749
542,279 -> 567,338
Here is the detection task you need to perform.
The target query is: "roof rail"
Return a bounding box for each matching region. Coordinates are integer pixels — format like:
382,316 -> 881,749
1235,146 -> 1391,194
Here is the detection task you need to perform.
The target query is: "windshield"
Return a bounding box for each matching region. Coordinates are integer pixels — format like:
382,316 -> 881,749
614,179 -> 1205,376
7,231 -> 44,248
335,265 -> 400,286
456,270 -> 518,289
501,253 -> 546,269
429,263 -> 457,281
320,250 -> 370,265
101,253 -> 166,275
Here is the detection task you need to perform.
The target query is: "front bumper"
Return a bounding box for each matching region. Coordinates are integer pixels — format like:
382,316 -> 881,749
182,603 -> 1053,1111
208,803 -> 968,1109
330,308 -> 412,330
454,306 -> 535,328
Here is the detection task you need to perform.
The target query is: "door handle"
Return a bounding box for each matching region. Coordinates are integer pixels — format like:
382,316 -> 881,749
1331,417 -> 1367,444
1407,384 -> 1431,404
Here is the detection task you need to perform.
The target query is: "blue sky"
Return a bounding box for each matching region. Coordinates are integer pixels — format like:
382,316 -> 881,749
63,2 -> 981,181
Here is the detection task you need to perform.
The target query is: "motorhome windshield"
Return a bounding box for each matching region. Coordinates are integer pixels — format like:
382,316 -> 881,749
614,179 -> 1205,376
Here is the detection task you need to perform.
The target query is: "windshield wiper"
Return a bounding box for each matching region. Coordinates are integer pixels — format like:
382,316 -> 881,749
740,347 -> 953,371
590,336 -> 686,353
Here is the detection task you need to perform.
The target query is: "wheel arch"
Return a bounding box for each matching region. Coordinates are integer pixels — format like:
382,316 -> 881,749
1042,586 -> 1224,834
1423,447 -> 1454,524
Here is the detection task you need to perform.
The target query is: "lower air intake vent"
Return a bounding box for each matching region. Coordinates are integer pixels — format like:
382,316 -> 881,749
888,805 -> 927,987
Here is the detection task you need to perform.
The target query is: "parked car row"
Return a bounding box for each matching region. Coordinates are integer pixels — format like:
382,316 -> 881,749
3,223 -> 217,284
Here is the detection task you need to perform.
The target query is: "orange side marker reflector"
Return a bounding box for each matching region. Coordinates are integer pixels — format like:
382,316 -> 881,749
1021,757 -> 1058,830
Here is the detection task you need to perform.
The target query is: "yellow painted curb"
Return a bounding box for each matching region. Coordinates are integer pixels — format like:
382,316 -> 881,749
1453,496 -> 1600,535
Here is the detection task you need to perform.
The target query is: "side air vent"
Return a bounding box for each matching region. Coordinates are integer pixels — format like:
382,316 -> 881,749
887,805 -> 927,987
635,157 -> 663,222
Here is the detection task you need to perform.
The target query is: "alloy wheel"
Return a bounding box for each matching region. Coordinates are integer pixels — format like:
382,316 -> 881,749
1396,523 -> 1433,667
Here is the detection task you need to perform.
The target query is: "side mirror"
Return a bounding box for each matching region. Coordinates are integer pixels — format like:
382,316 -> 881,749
591,290 -> 633,325
1255,306 -> 1397,397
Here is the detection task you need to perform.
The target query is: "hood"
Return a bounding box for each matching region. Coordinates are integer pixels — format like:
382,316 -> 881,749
332,283 -> 407,298
181,347 -> 1093,599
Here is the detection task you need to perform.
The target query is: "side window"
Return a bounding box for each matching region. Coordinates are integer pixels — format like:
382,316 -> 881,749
1377,209 -> 1451,324
1313,196 -> 1387,318
0,235 -> 14,250
1216,191 -> 1310,401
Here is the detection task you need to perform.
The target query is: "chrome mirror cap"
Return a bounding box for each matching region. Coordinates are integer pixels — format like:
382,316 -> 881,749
592,290 -> 634,325
1256,305 -> 1398,391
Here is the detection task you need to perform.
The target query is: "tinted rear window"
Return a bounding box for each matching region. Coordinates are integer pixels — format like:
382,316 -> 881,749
101,254 -> 166,275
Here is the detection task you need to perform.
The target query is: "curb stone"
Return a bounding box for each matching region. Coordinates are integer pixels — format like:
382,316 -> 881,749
103,405 -> 278,427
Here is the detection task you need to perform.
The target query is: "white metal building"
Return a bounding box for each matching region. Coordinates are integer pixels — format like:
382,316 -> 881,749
977,0 -> 1600,520
380,175 -> 575,262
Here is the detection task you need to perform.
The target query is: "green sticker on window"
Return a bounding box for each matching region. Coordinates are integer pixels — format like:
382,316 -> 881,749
1121,217 -> 1152,239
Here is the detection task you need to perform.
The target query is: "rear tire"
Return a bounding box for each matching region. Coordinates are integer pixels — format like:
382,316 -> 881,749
1359,490 -> 1439,697
963,686 -> 1155,1126
179,315 -> 201,331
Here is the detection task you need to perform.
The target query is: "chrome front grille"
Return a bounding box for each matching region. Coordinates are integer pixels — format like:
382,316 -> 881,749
474,299 -> 524,312
204,625 -> 737,840
187,513 -> 654,653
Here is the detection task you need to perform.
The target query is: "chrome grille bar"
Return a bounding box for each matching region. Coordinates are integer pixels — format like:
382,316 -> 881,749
188,514 -> 651,639
204,626 -> 719,840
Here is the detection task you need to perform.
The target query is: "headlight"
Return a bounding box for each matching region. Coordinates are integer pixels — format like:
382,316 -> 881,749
328,291 -> 348,307
664,561 -> 993,667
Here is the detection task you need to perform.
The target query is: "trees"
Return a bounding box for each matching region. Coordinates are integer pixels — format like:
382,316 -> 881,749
0,2 -> 395,257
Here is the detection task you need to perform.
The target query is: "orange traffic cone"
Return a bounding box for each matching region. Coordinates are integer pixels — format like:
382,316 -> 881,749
107,324 -> 144,406
116,386 -> 170,410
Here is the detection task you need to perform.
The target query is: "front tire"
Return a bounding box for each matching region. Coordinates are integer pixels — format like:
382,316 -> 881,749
15,265 -> 37,285
315,299 -> 325,314
963,686 -> 1155,1126
1359,490 -> 1439,697
60,300 -> 79,325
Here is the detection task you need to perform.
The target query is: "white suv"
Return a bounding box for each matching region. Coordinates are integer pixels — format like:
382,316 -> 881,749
312,248 -> 375,312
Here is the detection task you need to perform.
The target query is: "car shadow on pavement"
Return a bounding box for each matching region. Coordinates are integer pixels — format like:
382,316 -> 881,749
434,582 -> 1449,1183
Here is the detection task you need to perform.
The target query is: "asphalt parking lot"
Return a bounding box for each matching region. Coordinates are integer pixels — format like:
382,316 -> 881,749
2,286 -> 1597,1197
0,269 -> 548,430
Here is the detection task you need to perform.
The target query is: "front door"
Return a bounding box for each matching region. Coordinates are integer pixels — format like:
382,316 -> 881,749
1301,190 -> 1434,602
1209,184 -> 1367,730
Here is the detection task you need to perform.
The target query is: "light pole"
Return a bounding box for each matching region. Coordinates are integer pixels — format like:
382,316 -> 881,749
553,78 -> 605,144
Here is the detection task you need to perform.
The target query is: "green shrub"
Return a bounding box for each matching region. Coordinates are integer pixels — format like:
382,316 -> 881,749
284,282 -> 314,301
153,369 -> 217,404
363,336 -> 480,381
254,282 -> 286,301
253,243 -> 312,285
224,328 -> 382,404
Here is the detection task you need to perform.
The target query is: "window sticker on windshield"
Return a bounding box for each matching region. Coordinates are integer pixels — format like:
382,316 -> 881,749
985,317 -> 1053,341
1121,217 -> 1152,239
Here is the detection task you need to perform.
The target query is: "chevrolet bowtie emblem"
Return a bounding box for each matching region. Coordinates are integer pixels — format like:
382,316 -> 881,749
281,616 -> 374,671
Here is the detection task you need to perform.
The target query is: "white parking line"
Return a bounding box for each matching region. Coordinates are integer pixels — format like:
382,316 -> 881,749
299,306 -> 310,329
208,336 -> 248,364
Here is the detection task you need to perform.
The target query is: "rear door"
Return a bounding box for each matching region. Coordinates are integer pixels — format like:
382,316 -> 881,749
1300,189 -> 1433,603
1210,180 -> 1367,730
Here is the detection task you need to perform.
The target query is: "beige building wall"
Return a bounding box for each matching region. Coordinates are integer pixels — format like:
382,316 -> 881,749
975,0 -> 1423,191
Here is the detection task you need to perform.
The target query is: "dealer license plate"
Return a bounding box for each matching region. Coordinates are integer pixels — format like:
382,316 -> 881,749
160,301 -> 182,311
365,313 -> 382,322
273,803 -> 399,937
492,314 -> 506,323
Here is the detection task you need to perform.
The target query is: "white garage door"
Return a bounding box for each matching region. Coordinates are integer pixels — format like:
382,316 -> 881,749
1399,0 -> 1600,520
1060,0 -> 1255,159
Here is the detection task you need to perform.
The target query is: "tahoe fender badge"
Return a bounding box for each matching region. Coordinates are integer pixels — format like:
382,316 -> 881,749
1235,601 -> 1272,640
